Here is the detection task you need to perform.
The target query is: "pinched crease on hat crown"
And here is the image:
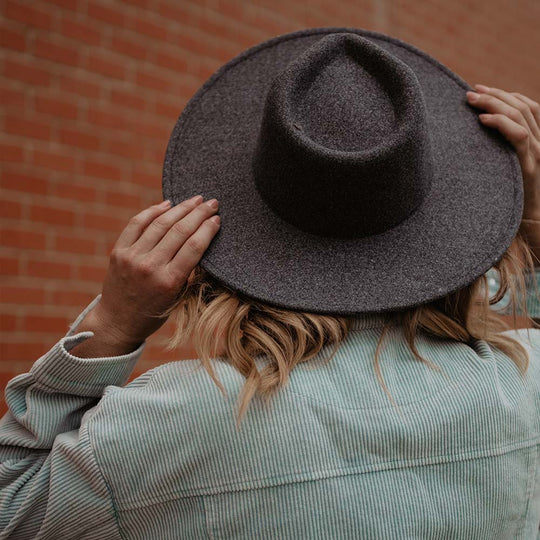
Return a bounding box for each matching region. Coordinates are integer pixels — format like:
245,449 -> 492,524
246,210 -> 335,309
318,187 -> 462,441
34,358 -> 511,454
253,32 -> 435,239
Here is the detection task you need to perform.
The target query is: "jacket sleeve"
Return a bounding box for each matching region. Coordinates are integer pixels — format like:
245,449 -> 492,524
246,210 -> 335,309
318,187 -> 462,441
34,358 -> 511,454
487,267 -> 540,319
0,294 -> 146,539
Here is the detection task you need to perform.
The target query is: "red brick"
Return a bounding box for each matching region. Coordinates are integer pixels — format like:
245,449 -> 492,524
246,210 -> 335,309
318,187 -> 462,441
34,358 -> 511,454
0,314 -> 18,332
0,200 -> 23,220
82,212 -> 126,233
33,149 -> 77,173
52,290 -> 95,306
5,115 -> 51,141
1,171 -> 49,195
104,190 -> 143,209
188,60 -> 217,81
130,118 -> 170,140
0,143 -> 25,163
86,51 -> 126,79
88,2 -> 128,26
132,170 -> 159,188
0,21 -> 27,51
157,2 -> 194,24
54,233 -> 97,254
4,1 -> 53,30
110,35 -> 148,61
0,256 -> 20,276
133,15 -> 166,40
218,1 -> 246,21
153,100 -> 182,119
0,228 -> 47,250
60,13 -> 102,45
43,0 -> 80,10
209,40 -> 239,63
30,204 -> 76,227
35,95 -> 78,120
27,259 -> 72,279
51,180 -> 98,202
177,78 -> 201,98
58,72 -> 101,99
154,50 -> 189,73
34,36 -> 81,66
1,287 -> 46,304
0,343 -> 51,364
197,14 -> 246,45
103,237 -> 121,255
4,58 -> 51,86
0,86 -> 26,108
135,67 -> 172,92
122,0 -> 152,8
110,89 -> 148,111
174,30 -> 215,59
249,8 -> 293,36
22,315 -> 71,333
106,140 -> 145,160
146,146 -> 166,163
86,106 -> 130,131
0,381 -> 9,414
58,127 -> 100,151
77,263 -> 107,282
83,160 -> 123,181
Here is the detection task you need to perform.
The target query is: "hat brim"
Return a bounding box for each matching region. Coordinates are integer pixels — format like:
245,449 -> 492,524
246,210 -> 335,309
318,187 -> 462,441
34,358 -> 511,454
163,27 -> 522,315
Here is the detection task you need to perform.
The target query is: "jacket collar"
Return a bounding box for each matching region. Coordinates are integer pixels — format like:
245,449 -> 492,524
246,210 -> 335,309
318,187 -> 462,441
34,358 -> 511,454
347,312 -> 398,331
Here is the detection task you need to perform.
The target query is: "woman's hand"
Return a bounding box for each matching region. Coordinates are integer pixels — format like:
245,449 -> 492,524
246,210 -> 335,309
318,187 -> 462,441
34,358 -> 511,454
91,195 -> 221,346
466,85 -> 540,220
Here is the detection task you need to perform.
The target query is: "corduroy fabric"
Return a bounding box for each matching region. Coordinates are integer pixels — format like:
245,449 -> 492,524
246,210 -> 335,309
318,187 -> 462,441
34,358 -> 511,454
1,269 -> 539,539
163,27 -> 523,316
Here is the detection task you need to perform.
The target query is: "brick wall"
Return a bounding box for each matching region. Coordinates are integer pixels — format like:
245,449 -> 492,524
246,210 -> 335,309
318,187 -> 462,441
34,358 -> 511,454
1,0 -> 539,413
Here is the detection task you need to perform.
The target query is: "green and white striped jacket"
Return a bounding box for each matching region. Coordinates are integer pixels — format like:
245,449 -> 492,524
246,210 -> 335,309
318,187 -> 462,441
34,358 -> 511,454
1,269 -> 539,539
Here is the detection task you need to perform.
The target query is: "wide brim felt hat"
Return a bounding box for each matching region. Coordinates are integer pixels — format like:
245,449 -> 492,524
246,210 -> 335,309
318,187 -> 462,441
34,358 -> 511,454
162,27 -> 523,316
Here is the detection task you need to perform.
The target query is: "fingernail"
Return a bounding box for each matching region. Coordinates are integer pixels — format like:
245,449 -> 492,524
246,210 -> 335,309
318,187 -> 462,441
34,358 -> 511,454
475,84 -> 490,92
206,198 -> 219,208
466,91 -> 478,102
160,200 -> 171,207
190,195 -> 203,203
479,114 -> 490,120
211,215 -> 221,225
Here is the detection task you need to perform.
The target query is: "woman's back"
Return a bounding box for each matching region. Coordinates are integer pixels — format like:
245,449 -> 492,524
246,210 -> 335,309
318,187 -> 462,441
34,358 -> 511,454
71,309 -> 540,539
2,279 -> 539,539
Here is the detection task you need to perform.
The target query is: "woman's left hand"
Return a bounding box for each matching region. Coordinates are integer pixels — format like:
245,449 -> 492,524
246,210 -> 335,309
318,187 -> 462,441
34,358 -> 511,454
91,195 -> 221,346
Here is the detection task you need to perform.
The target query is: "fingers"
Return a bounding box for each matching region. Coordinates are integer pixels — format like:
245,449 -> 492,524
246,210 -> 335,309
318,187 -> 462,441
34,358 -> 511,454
475,84 -> 540,140
167,214 -> 221,281
149,198 -> 220,263
114,200 -> 173,250
477,113 -> 530,159
512,92 -> 540,126
466,89 -> 529,133
131,195 -> 207,252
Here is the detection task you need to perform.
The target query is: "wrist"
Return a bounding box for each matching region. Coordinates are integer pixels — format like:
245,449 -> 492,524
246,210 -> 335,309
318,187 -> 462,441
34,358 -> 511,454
69,308 -> 144,358
90,304 -> 144,348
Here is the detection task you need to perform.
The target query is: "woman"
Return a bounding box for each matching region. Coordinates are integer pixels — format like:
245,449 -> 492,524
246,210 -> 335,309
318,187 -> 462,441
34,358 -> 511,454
1,29 -> 539,539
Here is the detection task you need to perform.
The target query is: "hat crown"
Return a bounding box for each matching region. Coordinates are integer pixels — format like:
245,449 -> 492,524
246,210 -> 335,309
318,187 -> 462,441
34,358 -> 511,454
253,32 -> 434,239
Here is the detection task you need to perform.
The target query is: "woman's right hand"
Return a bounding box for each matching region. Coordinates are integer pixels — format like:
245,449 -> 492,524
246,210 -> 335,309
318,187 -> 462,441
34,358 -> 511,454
466,85 -> 540,221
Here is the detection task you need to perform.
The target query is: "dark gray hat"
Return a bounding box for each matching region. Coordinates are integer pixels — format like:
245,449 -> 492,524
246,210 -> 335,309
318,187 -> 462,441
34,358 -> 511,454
163,27 -> 523,315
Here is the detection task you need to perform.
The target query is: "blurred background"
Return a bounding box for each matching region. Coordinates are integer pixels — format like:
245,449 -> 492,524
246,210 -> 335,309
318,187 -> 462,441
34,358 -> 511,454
1,0 -> 540,414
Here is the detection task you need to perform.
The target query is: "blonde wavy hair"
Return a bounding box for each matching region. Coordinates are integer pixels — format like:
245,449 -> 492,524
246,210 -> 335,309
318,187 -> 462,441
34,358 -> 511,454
160,232 -> 539,430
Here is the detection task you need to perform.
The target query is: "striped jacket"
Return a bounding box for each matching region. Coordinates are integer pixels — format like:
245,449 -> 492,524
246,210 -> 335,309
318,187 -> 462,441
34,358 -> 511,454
1,269 -> 539,539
